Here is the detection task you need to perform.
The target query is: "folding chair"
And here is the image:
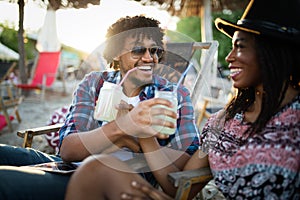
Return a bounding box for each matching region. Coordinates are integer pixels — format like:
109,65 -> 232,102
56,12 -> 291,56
16,51 -> 63,100
0,61 -> 16,83
156,41 -> 226,129
186,41 -> 232,128
0,61 -> 23,132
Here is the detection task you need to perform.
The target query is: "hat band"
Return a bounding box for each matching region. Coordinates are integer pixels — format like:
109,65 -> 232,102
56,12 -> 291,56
237,19 -> 300,36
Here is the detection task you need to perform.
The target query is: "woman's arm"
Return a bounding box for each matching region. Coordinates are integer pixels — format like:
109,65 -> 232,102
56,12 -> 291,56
60,120 -> 126,162
121,181 -> 173,200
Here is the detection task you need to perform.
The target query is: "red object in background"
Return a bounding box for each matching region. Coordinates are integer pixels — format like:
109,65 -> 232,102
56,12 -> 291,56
16,51 -> 61,90
0,115 -> 14,131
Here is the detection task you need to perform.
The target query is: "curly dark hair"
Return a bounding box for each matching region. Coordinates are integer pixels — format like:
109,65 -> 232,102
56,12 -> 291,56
103,15 -> 165,69
225,35 -> 300,134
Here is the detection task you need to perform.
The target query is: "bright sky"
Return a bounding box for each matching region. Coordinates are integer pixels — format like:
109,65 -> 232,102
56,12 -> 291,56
0,0 -> 178,53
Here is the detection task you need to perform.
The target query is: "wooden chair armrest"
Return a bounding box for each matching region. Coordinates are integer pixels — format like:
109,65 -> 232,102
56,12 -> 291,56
126,157 -> 212,200
168,167 -> 213,200
17,123 -> 64,148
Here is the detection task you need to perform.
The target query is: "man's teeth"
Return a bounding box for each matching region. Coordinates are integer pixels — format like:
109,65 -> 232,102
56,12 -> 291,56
138,66 -> 152,71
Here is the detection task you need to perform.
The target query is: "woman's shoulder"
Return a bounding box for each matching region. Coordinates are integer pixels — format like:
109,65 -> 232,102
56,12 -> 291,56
269,93 -> 300,127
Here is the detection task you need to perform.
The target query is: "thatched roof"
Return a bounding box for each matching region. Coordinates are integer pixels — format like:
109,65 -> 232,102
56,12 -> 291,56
132,0 -> 249,17
37,0 -> 248,14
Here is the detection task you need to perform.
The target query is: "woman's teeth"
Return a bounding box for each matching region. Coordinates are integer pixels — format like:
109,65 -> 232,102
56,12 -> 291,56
230,68 -> 242,76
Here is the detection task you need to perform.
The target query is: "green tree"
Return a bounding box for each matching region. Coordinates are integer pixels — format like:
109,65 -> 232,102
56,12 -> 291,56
0,24 -> 36,61
177,17 -> 201,42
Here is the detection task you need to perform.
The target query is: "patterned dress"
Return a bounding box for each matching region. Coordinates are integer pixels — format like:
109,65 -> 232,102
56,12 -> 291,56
200,95 -> 300,199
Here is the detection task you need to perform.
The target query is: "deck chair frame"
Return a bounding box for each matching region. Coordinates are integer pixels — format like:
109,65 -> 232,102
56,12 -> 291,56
0,61 -> 16,83
0,61 -> 23,131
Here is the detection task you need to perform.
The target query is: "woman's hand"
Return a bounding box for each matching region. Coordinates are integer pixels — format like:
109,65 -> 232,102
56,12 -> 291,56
115,98 -> 176,138
121,181 -> 173,200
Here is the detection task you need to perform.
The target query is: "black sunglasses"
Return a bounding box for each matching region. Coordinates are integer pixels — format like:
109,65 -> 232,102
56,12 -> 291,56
130,46 -> 164,59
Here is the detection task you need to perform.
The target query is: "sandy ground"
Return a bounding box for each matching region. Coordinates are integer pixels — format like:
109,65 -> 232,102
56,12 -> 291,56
0,78 -> 79,154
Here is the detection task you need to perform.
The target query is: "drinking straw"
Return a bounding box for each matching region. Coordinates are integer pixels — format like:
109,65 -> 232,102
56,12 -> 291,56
118,67 -> 138,86
174,62 -> 194,92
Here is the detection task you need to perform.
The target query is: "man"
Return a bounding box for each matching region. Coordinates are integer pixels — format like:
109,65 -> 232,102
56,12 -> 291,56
0,15 -> 199,199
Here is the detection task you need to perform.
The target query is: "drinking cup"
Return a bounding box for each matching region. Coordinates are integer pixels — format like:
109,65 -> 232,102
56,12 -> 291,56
152,90 -> 178,135
94,81 -> 123,122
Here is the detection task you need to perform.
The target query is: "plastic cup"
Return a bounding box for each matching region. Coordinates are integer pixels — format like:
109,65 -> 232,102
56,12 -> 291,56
152,90 -> 178,135
94,81 -> 123,122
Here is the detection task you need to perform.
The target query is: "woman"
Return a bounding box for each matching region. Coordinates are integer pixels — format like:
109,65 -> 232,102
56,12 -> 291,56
65,0 -> 300,199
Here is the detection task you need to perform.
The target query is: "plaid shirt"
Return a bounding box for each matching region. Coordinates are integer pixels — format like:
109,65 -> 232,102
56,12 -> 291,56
59,70 -> 199,155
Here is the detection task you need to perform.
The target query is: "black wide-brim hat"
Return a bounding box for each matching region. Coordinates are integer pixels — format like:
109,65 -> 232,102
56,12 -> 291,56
215,0 -> 300,44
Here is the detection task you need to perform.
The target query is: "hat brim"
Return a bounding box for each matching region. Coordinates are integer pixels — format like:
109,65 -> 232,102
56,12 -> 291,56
215,18 -> 260,38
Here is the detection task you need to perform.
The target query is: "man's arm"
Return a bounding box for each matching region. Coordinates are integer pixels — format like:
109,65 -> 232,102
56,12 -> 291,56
60,120 -> 126,162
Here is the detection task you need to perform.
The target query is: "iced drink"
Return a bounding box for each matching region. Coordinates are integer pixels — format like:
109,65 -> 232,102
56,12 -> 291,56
152,90 -> 178,135
94,81 -> 123,122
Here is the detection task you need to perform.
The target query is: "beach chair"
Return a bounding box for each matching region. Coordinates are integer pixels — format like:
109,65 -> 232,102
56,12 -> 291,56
0,61 -> 16,83
16,51 -> 63,101
188,41 -> 233,128
0,61 -> 23,132
154,42 -> 194,83
156,41 -> 226,129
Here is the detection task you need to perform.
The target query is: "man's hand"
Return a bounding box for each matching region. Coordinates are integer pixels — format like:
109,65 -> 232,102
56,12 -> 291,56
115,98 -> 176,138
116,100 -> 134,118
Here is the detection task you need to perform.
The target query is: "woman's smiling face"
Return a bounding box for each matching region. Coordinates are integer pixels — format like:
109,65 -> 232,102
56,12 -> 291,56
226,31 -> 262,89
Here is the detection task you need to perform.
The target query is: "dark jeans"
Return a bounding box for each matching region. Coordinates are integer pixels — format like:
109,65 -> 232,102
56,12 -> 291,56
0,144 -> 70,200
